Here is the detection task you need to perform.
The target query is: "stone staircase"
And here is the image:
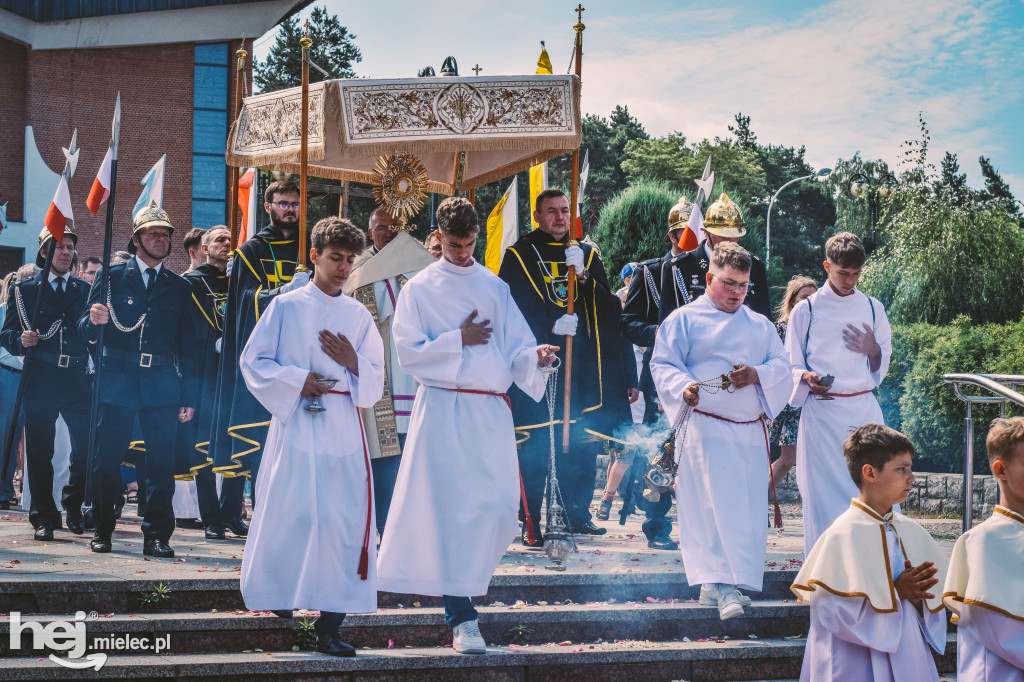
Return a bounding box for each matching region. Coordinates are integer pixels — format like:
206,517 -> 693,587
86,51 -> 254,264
0,569 -> 957,681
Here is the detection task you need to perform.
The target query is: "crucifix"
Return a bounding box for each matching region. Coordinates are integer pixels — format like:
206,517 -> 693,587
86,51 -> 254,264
575,4 -> 585,22
472,64 -> 482,76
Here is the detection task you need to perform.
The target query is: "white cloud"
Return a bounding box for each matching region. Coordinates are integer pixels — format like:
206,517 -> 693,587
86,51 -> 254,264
257,0 -> 1024,195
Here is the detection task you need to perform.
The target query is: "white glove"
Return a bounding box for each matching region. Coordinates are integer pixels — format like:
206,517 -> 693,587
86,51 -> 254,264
280,270 -> 310,293
565,245 -> 585,272
552,313 -> 578,336
215,337 -> 223,354
225,255 -> 234,278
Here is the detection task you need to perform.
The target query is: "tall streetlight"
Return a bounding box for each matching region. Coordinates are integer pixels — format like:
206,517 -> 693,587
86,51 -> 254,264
766,167 -> 832,268
849,172 -> 897,253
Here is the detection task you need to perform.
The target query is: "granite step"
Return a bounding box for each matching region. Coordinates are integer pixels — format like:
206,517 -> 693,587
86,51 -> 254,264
0,570 -> 801,614
0,638 -> 811,681
0,635 -> 959,682
0,601 -> 811,656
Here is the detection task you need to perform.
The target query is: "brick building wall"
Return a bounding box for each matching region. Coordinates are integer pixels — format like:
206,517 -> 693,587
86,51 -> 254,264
0,38 -> 28,224
4,36 -> 252,274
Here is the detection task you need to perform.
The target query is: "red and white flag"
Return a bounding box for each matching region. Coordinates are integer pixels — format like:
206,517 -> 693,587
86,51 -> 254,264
237,168 -> 256,244
44,175 -> 73,243
86,144 -> 113,215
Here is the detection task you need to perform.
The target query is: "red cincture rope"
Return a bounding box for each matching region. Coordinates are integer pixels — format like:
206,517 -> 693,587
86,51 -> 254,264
825,389 -> 872,398
328,389 -> 372,581
442,387 -> 537,545
693,409 -> 783,529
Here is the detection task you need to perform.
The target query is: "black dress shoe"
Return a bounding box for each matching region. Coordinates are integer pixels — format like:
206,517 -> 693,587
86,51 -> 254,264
142,539 -> 175,558
83,508 -> 95,530
34,524 -> 54,541
66,510 -> 85,535
0,501 -> 11,510
521,526 -> 544,549
204,525 -> 226,540
271,610 -> 293,619
314,614 -> 355,657
647,537 -> 679,551
222,517 -> 249,537
90,537 -> 112,553
176,518 -> 205,530
574,520 -> 607,535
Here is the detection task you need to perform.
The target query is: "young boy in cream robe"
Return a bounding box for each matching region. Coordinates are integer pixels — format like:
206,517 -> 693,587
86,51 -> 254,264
239,218 -> 385,657
785,232 -> 892,554
792,423 -> 947,681
943,417 -> 1024,680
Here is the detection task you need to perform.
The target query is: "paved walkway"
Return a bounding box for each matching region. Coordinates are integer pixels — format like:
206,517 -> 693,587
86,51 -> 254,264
0,497 -> 961,585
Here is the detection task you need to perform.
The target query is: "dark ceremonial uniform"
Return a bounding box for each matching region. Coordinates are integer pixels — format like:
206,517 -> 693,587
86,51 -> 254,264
0,271 -> 91,532
209,225 -> 298,522
78,258 -> 199,543
499,229 -> 636,534
179,263 -> 228,529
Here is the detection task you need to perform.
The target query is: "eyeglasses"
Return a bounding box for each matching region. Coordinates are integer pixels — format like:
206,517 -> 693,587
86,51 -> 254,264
711,274 -> 754,293
271,201 -> 301,210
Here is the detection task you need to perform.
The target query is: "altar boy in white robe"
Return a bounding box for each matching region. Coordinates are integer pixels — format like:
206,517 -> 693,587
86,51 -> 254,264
943,417 -> 1024,680
378,197 -> 558,654
650,242 -> 793,621
239,218 -> 385,657
793,423 -> 947,681
786,231 -> 892,554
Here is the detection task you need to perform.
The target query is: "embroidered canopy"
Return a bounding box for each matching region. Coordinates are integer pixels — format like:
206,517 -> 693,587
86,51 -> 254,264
226,75 -> 582,195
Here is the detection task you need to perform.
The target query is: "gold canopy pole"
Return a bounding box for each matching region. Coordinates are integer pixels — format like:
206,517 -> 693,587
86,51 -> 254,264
297,21 -> 312,271
562,4 -> 585,453
229,35 -> 247,250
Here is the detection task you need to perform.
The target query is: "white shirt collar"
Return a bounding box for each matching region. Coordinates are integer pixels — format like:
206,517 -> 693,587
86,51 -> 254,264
47,271 -> 70,285
134,257 -> 163,282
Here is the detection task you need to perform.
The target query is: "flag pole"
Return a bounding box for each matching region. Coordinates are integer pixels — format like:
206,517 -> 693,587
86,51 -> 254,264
229,37 -> 247,251
84,95 -> 121,509
562,5 -> 585,454
1,129 -> 80,476
297,22 -> 312,271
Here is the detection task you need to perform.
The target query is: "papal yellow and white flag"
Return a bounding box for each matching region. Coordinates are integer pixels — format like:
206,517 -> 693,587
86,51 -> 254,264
485,179 -> 518,273
529,41 -> 553,230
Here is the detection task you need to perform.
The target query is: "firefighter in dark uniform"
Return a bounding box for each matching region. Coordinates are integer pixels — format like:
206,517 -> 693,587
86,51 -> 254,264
0,226 -> 91,540
79,201 -> 200,556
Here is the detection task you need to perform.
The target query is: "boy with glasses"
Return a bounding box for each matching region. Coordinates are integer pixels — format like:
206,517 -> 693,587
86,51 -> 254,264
651,240 -> 793,620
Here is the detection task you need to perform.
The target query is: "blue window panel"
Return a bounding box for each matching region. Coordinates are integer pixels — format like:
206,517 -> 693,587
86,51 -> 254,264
192,155 -> 226,200
193,110 -> 227,154
192,200 -> 225,229
194,65 -> 228,110
194,43 -> 228,66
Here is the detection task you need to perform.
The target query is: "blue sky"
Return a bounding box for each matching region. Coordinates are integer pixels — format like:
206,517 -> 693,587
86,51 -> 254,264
255,0 -> 1024,196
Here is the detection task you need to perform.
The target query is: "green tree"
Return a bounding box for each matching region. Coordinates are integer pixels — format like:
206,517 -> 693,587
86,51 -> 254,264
935,151 -> 970,207
254,6 -> 362,93
728,112 -> 758,150
979,155 -> 1021,219
859,185 -> 1024,325
591,179 -> 681,274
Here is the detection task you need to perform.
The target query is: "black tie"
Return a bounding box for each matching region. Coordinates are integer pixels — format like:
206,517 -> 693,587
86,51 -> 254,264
54,279 -> 65,296
146,268 -> 157,294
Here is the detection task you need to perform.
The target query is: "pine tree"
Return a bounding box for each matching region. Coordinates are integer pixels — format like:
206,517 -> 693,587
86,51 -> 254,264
728,113 -> 758,150
254,6 -> 362,94
978,156 -> 1020,217
936,151 -> 968,207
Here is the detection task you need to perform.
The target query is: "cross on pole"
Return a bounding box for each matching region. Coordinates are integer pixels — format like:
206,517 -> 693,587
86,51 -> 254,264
472,64 -> 482,76
575,4 -> 585,22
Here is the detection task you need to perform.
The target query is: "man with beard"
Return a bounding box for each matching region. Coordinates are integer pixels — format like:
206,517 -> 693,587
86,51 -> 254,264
1,226 -> 91,540
499,188 -> 638,545
179,226 -> 230,538
343,209 -> 435,537
80,202 -> 200,556
210,180 -> 306,535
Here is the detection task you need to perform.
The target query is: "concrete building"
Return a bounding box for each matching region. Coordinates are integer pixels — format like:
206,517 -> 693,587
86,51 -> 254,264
0,0 -> 307,274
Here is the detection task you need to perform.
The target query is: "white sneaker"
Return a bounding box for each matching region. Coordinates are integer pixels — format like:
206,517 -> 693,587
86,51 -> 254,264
699,583 -> 752,607
452,619 -> 487,654
717,586 -> 745,620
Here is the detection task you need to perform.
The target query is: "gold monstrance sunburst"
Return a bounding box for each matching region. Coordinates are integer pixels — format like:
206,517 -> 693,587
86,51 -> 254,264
371,154 -> 429,229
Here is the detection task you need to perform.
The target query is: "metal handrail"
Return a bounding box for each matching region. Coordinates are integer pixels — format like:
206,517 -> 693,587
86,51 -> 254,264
942,374 -> 1024,531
